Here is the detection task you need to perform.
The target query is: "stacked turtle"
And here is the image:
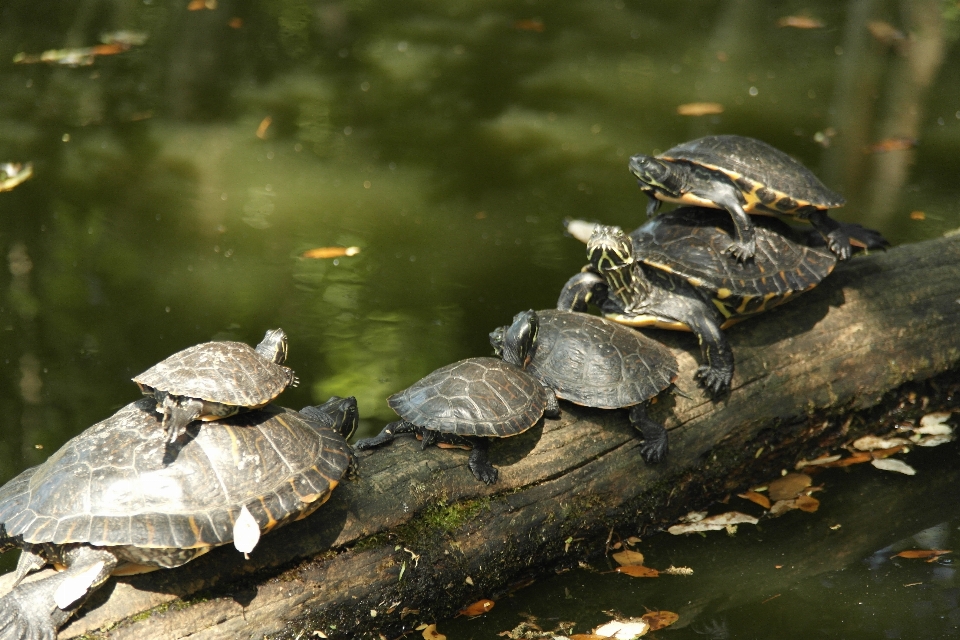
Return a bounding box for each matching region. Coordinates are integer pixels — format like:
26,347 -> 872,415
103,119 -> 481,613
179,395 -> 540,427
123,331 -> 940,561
560,134 -> 888,396
0,329 -> 358,640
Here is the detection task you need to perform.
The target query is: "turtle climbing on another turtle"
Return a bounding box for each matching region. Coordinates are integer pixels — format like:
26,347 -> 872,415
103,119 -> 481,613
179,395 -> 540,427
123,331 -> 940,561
133,328 -> 297,442
0,395 -> 357,640
354,356 -> 559,484
490,309 -> 677,463
558,207 -> 887,396
629,134 -> 849,261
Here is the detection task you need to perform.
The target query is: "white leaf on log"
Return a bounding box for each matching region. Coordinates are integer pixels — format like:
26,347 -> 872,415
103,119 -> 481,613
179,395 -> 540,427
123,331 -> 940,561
871,458 -> 916,475
54,561 -> 105,610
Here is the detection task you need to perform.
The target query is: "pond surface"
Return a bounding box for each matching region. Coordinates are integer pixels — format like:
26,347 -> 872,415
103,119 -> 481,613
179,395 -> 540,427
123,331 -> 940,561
0,0 -> 958,635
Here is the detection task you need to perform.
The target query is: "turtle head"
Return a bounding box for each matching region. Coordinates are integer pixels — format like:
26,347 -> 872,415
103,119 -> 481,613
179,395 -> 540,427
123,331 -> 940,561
303,396 -> 359,440
587,225 -> 634,273
628,154 -> 678,196
500,310 -> 538,369
255,328 -> 289,364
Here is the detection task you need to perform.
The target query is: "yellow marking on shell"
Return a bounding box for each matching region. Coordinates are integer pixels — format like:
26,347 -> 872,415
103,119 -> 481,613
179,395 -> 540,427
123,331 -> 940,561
712,298 -> 734,319
294,491 -> 334,521
226,426 -> 241,467
720,316 -> 748,330
187,516 -> 201,539
716,287 -> 732,299
607,313 -> 693,332
735,295 -> 755,315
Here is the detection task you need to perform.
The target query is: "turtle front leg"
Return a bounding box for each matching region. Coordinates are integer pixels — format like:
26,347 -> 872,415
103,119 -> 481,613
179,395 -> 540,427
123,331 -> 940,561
628,404 -> 668,464
686,312 -> 734,398
466,438 -> 498,484
808,210 -> 852,260
698,181 -> 757,261
557,270 -> 609,312
0,546 -> 118,640
645,192 -> 662,218
157,394 -> 204,443
353,420 -> 416,451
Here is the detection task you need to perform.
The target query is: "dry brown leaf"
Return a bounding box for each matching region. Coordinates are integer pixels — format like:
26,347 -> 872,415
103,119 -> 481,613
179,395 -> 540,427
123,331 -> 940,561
459,599 -> 494,616
615,565 -> 659,578
738,491 -> 771,510
676,102 -> 724,116
300,246 -> 361,259
569,636 -> 607,640
910,211 -> 926,221
893,549 -> 951,560
768,473 -> 812,501
626,536 -> 642,545
795,454 -> 842,469
823,451 -> 873,467
768,499 -> 798,517
256,116 -> 272,139
795,495 -> 820,513
867,20 -> 907,46
777,15 -> 824,29
641,610 -> 679,631
421,624 -> 446,640
611,550 -> 645,567
870,445 -> 904,459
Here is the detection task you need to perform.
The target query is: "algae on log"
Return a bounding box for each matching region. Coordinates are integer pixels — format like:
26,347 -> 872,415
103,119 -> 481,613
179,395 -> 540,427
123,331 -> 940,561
2,234 -> 959,639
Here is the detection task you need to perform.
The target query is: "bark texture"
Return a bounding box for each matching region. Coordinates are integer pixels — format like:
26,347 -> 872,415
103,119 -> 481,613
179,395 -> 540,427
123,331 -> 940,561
3,234 -> 960,640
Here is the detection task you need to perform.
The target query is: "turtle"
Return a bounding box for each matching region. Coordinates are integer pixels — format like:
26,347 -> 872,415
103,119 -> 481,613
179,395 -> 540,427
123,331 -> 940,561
629,134 -> 849,261
354,357 -> 560,484
133,328 -> 298,442
0,395 -> 357,640
558,207 -> 888,396
489,309 -> 678,463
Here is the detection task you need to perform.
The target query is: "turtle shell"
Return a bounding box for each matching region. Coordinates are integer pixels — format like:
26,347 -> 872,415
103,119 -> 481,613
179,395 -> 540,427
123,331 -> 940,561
631,207 -> 836,319
388,357 -> 547,438
661,135 -> 845,214
0,399 -> 350,549
525,310 -> 677,409
133,341 -> 295,408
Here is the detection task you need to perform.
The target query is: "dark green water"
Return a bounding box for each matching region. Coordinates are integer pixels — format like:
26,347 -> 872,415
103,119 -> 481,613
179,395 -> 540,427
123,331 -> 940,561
0,0 -> 958,636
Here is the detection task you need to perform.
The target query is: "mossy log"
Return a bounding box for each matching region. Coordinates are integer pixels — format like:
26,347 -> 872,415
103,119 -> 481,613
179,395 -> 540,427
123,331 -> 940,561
4,234 -> 960,640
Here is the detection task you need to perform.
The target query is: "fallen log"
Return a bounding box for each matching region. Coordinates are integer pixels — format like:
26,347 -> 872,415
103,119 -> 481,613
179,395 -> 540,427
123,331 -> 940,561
4,233 -> 960,639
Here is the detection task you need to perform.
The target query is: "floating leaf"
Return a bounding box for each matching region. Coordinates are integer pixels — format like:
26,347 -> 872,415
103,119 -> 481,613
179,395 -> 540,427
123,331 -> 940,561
823,451 -> 873,467
668,512 -> 758,535
795,455 -> 842,469
300,246 -> 362,259
459,599 -> 494,616
919,412 -> 953,434
795,495 -> 820,513
676,102 -> 724,116
611,550 -> 645,567
421,624 -> 446,640
565,219 -> 598,244
910,211 -> 926,221
917,434 -> 953,447
626,536 -> 642,545
54,561 -> 105,609
187,0 -> 217,10
615,565 -> 659,578
852,435 -> 909,451
593,619 -> 650,639
0,163 -> 33,192
256,116 -> 272,139
641,610 -> 679,631
513,19 -> 545,32
777,16 -> 825,28
893,549 -> 951,560
661,565 -> 694,576
233,504 -> 261,558
737,491 -> 771,509
867,20 -> 907,47
569,635 -> 607,640
871,445 -> 904,459
867,137 -> 917,154
767,473 -> 812,501
871,458 -> 916,475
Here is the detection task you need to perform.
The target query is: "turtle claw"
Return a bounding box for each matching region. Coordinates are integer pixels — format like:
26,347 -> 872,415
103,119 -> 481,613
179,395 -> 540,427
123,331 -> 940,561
726,238 -> 757,262
469,461 -> 499,485
639,437 -> 668,464
695,365 -> 731,398
825,230 -> 852,260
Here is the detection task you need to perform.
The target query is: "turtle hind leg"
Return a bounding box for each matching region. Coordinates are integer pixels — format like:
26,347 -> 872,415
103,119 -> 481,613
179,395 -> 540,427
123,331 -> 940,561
12,546 -> 46,588
629,405 -> 668,464
353,420 -> 416,451
808,210 -> 852,260
466,438 -> 498,484
0,546 -> 118,640
158,395 -> 204,443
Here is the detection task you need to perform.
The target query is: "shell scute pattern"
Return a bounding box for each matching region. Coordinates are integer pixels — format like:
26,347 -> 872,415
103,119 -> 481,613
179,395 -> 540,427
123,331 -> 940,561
388,357 -> 546,438
0,399 -> 350,550
662,135 -> 845,208
526,311 -> 677,409
631,209 -> 836,305
134,341 -> 294,406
